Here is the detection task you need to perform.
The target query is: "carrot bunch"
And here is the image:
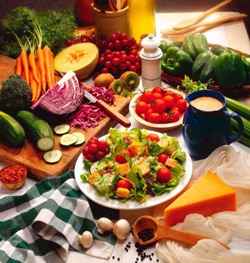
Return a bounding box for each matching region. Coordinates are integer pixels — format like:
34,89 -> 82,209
14,20 -> 55,104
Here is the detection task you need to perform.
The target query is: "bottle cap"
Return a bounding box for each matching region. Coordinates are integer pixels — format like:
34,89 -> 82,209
140,34 -> 162,60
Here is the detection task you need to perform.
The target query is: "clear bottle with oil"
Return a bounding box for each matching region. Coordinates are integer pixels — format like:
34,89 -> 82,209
128,0 -> 156,43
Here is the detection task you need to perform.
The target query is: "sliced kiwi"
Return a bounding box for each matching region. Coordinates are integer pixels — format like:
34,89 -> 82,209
120,90 -> 134,99
109,80 -> 125,95
120,71 -> 140,91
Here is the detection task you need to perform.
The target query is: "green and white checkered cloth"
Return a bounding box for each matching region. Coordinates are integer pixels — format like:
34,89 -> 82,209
0,170 -> 116,263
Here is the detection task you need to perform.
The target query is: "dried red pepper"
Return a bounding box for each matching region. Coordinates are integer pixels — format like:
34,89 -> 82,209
0,165 -> 26,184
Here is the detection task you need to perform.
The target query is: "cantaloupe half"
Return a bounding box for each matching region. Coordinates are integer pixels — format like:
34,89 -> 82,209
54,43 -> 99,80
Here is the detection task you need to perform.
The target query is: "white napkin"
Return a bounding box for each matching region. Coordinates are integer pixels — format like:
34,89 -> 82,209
156,145 -> 250,263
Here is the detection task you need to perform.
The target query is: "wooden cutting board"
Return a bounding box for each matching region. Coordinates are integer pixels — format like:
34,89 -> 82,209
0,55 -> 130,181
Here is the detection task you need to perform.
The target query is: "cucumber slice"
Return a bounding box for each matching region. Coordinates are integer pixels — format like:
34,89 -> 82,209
72,132 -> 85,146
43,150 -> 62,164
60,134 -> 78,146
37,137 -> 55,152
54,124 -> 70,135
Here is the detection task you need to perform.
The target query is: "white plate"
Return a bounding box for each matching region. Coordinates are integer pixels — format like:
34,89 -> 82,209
74,130 -> 193,210
129,87 -> 187,130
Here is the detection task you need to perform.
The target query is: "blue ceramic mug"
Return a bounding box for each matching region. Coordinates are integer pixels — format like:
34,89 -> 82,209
182,90 -> 243,160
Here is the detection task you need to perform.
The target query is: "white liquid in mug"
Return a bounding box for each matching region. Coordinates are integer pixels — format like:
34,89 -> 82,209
190,96 -> 224,111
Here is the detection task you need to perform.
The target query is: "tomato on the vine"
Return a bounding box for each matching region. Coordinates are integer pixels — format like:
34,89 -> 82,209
145,108 -> 154,121
152,92 -> 163,100
160,112 -> 170,124
168,108 -> 181,123
146,133 -> 160,142
174,93 -> 184,102
157,167 -> 171,183
153,99 -> 166,113
148,112 -> 161,124
140,91 -> 153,104
175,99 -> 187,112
163,90 -> 175,97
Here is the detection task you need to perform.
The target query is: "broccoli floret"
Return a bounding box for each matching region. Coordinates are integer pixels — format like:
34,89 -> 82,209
0,74 -> 32,114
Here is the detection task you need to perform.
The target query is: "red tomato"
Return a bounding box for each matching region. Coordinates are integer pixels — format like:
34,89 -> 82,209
152,92 -> 163,100
152,87 -> 162,94
160,112 -> 170,124
157,167 -> 171,183
153,99 -> 166,113
163,95 -> 175,109
148,112 -> 161,124
140,91 -> 153,104
135,101 -> 149,116
96,150 -> 105,160
115,149 -> 131,163
97,140 -> 109,151
145,108 -> 154,121
174,93 -> 184,102
171,106 -> 181,115
116,179 -> 131,190
157,153 -> 169,165
175,99 -> 187,112
146,133 -> 160,142
163,90 -> 175,97
88,136 -> 99,146
168,109 -> 181,123
88,143 -> 98,154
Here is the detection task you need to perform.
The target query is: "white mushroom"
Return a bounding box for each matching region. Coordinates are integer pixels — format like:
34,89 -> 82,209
97,217 -> 114,234
78,231 -> 93,249
113,219 -> 130,240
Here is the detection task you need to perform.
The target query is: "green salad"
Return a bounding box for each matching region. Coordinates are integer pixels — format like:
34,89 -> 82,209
80,128 -> 186,203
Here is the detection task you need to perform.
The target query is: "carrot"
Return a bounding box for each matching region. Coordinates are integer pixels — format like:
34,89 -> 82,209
16,57 -> 22,75
34,60 -> 42,103
37,47 -> 47,93
43,46 -> 53,88
30,69 -> 37,103
50,50 -> 55,86
21,50 -> 30,85
28,52 -> 39,83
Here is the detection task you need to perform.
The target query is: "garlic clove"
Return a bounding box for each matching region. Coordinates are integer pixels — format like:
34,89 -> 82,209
113,219 -> 130,240
78,231 -> 93,249
97,217 -> 114,234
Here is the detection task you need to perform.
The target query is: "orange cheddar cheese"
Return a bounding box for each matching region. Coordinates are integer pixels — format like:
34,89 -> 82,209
164,171 -> 236,227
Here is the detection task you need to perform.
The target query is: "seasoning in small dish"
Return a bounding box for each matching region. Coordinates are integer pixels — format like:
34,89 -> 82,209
0,164 -> 27,190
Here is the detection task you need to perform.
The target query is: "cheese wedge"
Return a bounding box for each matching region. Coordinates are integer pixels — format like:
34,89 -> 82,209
164,171 -> 236,226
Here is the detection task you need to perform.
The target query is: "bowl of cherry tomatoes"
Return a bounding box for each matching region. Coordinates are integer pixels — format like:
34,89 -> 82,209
129,87 -> 187,130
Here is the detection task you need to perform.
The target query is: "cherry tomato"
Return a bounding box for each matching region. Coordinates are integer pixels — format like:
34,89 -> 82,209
135,101 -> 149,116
88,143 -> 98,154
157,153 -> 169,165
146,133 -> 160,142
153,99 -> 166,113
145,108 -> 154,121
97,140 -> 109,151
116,179 -> 131,190
88,136 -> 99,146
163,90 -> 175,97
168,109 -> 181,123
163,95 -> 175,109
148,112 -> 161,124
152,87 -> 162,94
96,150 -> 105,160
174,93 -> 184,102
115,149 -> 131,163
157,167 -> 171,183
152,92 -> 163,100
160,112 -> 170,124
175,99 -> 187,112
140,91 -> 153,104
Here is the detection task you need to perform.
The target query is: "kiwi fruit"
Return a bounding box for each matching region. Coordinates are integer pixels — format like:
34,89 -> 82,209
120,90 -> 134,99
120,71 -> 140,91
109,80 -> 125,95
94,73 -> 114,88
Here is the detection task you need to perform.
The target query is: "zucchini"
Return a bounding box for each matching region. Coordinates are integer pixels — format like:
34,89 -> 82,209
226,97 -> 250,121
0,111 -> 25,146
60,133 -> 78,146
16,110 -> 55,151
72,132 -> 85,146
54,124 -> 70,135
43,150 -> 62,164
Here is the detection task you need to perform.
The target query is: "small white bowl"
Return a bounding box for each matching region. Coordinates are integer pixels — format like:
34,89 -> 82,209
129,87 -> 187,130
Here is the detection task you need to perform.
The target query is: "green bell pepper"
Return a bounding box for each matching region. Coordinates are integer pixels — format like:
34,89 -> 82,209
161,46 -> 193,78
192,51 -> 218,83
242,55 -> 250,84
215,49 -> 246,89
160,40 -> 181,53
211,45 -> 228,55
183,33 -> 209,59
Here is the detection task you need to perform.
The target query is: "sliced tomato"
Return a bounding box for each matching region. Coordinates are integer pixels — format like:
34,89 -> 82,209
146,133 -> 160,142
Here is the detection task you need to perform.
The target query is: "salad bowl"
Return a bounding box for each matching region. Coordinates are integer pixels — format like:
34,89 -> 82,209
74,130 -> 193,210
